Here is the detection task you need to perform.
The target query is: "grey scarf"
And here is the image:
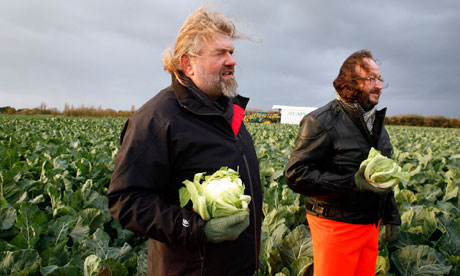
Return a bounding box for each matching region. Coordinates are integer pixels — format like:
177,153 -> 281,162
335,92 -> 377,133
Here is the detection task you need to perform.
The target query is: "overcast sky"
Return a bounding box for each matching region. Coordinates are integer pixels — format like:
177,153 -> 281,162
1,0 -> 459,118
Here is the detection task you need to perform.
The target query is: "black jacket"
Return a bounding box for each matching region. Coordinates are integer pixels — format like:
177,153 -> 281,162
107,77 -> 262,276
285,99 -> 401,226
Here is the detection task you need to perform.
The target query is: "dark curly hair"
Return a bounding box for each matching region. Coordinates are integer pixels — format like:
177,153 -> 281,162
333,50 -> 376,103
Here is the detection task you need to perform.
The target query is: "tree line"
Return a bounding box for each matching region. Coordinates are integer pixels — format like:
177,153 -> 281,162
0,103 -> 135,118
1,104 -> 460,128
384,114 -> 460,128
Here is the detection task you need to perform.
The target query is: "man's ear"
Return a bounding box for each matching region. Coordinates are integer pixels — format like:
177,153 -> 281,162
179,54 -> 194,77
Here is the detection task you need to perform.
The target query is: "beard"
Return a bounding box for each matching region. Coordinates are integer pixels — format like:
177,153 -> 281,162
195,65 -> 238,99
221,75 -> 238,98
357,88 -> 381,110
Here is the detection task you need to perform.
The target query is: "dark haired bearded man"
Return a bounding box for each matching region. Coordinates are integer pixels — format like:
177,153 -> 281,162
286,50 -> 401,276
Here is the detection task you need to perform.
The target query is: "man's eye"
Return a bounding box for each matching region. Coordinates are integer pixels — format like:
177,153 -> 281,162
215,50 -> 233,56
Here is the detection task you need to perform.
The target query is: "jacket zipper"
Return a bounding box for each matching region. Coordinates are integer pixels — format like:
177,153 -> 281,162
199,244 -> 206,276
235,135 -> 259,271
181,102 -> 258,272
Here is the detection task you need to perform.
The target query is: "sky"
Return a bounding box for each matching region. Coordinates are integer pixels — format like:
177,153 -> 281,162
1,0 -> 460,118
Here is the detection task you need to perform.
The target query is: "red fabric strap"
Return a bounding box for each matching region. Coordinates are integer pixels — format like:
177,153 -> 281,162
231,104 -> 245,136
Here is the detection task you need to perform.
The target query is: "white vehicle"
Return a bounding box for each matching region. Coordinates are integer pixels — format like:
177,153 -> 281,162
272,105 -> 318,125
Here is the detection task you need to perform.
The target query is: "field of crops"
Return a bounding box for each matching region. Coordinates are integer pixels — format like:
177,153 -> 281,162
1,115 -> 459,275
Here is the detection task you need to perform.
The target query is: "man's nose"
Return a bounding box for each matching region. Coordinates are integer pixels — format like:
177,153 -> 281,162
224,53 -> 236,66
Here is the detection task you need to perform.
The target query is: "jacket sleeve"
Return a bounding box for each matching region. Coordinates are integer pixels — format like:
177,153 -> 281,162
382,191 -> 402,225
285,115 -> 357,196
107,117 -> 206,246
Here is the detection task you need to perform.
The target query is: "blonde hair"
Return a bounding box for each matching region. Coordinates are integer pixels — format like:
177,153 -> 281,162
163,4 -> 241,86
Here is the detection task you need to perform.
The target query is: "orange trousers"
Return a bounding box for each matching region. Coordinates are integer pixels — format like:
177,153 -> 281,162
307,214 -> 380,276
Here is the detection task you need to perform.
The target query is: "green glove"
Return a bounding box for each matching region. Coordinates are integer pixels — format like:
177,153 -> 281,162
385,224 -> 400,243
204,211 -> 249,243
354,165 -> 391,195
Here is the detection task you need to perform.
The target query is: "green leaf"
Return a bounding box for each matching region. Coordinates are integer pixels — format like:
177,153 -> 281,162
41,264 -> 80,276
375,255 -> 387,276
388,231 -> 428,249
79,208 -> 105,234
49,215 -> 74,245
267,246 -> 283,276
83,254 -> 102,276
0,206 -> 16,230
290,256 -> 313,276
0,249 -> 41,275
395,189 -> 417,205
41,239 -> 70,267
262,206 -> 288,240
400,205 -> 439,239
104,258 -> 128,276
442,172 -> 459,202
279,225 -> 313,267
416,184 -> 443,203
110,220 -> 135,247
107,242 -> 132,263
81,186 -> 110,222
274,267 -> 290,276
81,228 -> 110,260
178,187 -> 191,208
69,216 -> 90,242
0,239 -> 17,251
133,241 -> 148,275
46,182 -> 75,217
433,212 -> 460,257
53,157 -> 69,170
11,203 -> 47,249
390,245 -> 452,275
0,196 -> 7,208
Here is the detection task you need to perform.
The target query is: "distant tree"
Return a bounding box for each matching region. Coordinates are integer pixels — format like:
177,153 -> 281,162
21,108 -> 32,115
385,114 -> 459,128
0,106 -> 15,113
49,108 -> 60,115
5,107 -> 17,114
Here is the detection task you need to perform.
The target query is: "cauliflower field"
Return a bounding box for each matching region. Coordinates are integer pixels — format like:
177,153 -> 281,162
1,115 -> 459,275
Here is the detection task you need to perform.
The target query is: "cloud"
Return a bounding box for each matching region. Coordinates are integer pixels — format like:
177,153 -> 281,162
1,0 -> 459,117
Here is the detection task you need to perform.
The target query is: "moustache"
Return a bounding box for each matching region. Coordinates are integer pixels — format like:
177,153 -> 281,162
371,88 -> 382,95
220,66 -> 235,76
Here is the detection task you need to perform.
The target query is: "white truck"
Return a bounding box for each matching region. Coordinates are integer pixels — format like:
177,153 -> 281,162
272,105 -> 318,125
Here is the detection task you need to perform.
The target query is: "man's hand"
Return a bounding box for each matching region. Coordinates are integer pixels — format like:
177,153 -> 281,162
385,224 -> 400,242
204,211 -> 249,243
354,165 -> 391,195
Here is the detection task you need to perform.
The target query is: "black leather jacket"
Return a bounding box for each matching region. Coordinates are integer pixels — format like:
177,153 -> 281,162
286,99 -> 401,226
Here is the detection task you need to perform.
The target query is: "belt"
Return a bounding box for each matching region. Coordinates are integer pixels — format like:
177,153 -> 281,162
305,198 -> 380,226
306,200 -> 342,217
